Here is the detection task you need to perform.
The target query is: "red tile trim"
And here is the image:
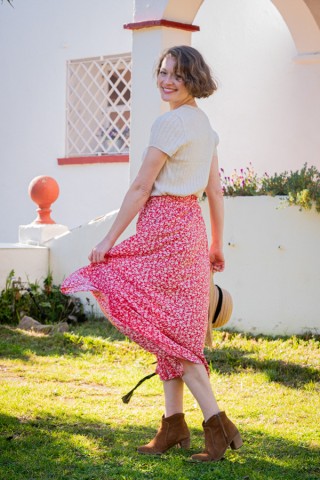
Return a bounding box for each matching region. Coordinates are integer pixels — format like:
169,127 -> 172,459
123,19 -> 200,32
57,155 -> 129,166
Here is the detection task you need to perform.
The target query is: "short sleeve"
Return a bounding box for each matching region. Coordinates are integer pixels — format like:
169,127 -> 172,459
212,130 -> 219,157
148,112 -> 186,157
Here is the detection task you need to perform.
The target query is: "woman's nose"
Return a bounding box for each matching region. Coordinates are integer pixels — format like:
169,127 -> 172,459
164,74 -> 173,84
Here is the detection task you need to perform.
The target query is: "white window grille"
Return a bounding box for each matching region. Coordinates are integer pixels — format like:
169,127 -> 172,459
66,53 -> 131,157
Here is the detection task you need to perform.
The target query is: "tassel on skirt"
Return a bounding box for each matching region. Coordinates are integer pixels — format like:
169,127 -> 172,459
61,195 -> 211,381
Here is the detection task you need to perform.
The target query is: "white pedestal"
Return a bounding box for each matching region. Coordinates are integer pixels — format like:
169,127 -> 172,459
19,223 -> 69,246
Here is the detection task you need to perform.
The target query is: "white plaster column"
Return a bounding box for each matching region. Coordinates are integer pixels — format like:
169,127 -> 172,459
126,0 -> 203,181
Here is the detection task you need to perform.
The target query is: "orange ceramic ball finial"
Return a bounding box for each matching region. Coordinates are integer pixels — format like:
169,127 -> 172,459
28,176 -> 60,224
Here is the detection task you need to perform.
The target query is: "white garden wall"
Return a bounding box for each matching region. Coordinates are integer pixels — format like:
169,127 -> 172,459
2,197 -> 319,335
202,197 -> 320,336
0,244 -> 48,290
46,197 -> 320,337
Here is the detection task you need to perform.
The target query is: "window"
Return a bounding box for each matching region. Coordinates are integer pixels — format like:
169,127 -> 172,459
66,53 -> 131,157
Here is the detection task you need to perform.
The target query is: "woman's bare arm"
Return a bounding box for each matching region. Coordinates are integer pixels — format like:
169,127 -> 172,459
89,147 -> 167,263
205,155 -> 225,272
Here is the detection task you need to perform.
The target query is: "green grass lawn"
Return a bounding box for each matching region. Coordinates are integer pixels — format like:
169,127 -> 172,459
0,320 -> 319,480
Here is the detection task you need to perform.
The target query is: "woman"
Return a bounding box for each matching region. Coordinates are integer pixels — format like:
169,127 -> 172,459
61,45 -> 242,462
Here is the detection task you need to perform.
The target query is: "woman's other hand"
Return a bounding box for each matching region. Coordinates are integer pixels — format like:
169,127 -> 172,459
209,245 -> 225,273
88,238 -> 114,263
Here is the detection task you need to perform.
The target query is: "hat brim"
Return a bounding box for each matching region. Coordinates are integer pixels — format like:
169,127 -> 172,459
205,279 -> 233,347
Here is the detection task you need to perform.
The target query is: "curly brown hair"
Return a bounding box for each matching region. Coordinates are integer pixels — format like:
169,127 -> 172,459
156,45 -> 217,99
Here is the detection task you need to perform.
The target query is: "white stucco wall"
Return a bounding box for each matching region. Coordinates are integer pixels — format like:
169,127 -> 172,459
0,0 -> 132,242
193,0 -> 320,177
0,244 -> 48,290
203,197 -> 320,336
1,0 -> 320,249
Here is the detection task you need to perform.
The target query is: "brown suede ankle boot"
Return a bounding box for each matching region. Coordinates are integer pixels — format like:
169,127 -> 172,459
191,411 -> 243,462
137,413 -> 190,455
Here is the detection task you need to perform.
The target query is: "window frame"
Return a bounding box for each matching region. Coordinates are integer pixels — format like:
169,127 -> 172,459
59,52 -> 131,165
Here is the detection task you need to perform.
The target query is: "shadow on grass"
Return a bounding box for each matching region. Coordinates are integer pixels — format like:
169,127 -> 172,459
0,412 -> 319,480
1,322 -> 318,389
204,346 -> 319,389
0,319 -> 126,361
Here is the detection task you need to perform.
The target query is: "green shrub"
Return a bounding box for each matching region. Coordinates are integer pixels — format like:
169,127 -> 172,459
0,270 -> 88,325
220,162 -> 320,212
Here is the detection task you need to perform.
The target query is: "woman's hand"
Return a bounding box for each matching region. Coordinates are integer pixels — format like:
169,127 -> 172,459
88,237 -> 114,263
209,244 -> 225,273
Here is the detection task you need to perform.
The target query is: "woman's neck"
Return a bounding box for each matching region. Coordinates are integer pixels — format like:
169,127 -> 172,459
170,98 -> 198,110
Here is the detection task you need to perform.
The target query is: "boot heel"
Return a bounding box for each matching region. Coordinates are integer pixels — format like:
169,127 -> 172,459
179,437 -> 191,449
230,432 -> 243,450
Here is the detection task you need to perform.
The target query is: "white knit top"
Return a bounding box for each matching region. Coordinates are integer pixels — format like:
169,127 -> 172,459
148,105 -> 219,198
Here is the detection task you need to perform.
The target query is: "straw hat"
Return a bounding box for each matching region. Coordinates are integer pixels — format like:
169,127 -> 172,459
205,274 -> 233,348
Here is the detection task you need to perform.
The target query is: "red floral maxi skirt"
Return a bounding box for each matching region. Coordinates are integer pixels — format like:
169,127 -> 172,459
61,195 -> 211,381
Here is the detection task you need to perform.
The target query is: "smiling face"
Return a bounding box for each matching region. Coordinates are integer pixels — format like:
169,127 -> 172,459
157,54 -> 196,110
